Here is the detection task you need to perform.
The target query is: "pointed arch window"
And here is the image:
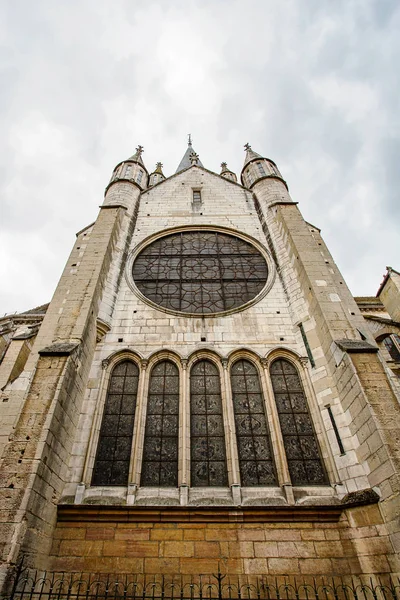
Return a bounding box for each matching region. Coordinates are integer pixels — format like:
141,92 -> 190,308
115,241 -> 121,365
231,359 -> 277,486
141,361 -> 179,487
270,359 -> 328,486
190,360 -> 228,486
92,360 -> 139,486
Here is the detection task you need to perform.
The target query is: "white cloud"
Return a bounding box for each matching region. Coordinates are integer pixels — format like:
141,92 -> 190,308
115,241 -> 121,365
0,0 -> 399,312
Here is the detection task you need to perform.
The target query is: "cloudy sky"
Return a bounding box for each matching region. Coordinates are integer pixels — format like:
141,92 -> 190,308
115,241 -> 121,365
1,0 -> 399,315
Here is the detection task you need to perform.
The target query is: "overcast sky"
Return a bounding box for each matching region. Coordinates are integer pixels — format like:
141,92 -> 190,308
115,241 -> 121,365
1,0 -> 399,315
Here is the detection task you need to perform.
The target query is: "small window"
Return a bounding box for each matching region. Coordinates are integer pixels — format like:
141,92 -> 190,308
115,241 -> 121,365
125,165 -> 132,178
257,162 -> 266,176
383,335 -> 400,362
137,170 -> 143,184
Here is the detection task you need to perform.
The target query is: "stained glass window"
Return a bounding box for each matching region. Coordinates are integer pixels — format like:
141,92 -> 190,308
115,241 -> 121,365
190,360 -> 228,486
92,360 -> 139,486
230,360 -> 277,486
141,361 -> 179,487
270,359 -> 328,486
132,231 -> 268,315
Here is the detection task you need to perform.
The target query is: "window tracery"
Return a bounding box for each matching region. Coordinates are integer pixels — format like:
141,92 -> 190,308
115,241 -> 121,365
141,360 -> 179,487
230,359 -> 277,486
190,360 -> 228,486
132,231 -> 268,315
270,359 -> 328,486
92,360 -> 139,486
90,353 -> 330,493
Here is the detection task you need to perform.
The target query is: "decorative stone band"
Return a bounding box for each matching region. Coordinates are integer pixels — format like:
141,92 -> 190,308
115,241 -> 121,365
57,487 -> 379,524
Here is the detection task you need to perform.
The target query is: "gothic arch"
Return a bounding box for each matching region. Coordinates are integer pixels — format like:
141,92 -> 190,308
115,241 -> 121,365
90,354 -> 142,486
227,348 -> 263,373
228,352 -> 278,486
268,356 -> 329,486
133,349 -> 182,487
83,350 -> 143,486
187,348 -> 224,372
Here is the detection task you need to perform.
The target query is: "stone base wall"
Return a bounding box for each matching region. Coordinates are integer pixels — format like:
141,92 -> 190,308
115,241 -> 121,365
48,504 -> 396,576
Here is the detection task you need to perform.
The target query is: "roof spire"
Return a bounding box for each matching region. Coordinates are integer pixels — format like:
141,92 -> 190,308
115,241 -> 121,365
220,161 -> 237,183
126,144 -> 146,166
243,142 -> 263,168
176,138 -> 204,173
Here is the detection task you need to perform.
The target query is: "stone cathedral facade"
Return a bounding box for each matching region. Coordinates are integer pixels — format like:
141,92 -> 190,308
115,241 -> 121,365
0,141 -> 400,588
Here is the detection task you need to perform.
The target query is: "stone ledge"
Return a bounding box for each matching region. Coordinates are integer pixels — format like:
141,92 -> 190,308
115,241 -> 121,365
39,342 -> 80,356
335,340 -> 378,353
100,204 -> 128,210
58,504 -> 343,523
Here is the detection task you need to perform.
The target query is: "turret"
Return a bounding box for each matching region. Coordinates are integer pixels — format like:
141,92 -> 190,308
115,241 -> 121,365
149,162 -> 166,187
104,145 -> 149,211
241,143 -> 286,191
107,145 -> 149,191
220,162 -> 237,183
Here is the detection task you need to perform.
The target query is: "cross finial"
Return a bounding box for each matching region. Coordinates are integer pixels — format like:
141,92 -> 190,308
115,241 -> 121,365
189,151 -> 199,165
244,143 -> 251,151
221,162 -> 227,169
136,145 -> 144,155
156,162 -> 163,169
188,134 -> 192,146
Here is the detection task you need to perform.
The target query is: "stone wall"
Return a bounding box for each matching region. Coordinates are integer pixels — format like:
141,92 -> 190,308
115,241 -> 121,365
48,504 -> 395,576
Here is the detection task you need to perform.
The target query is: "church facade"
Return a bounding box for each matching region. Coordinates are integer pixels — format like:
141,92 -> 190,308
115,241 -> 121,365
0,142 -> 399,588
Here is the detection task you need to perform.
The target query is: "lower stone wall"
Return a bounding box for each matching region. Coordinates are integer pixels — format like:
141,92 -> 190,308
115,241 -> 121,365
48,504 -> 396,576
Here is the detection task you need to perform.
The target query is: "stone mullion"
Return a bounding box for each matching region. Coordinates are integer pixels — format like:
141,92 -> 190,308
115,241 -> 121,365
261,359 -> 293,502
179,359 -> 188,490
130,359 -> 148,487
221,359 -> 240,493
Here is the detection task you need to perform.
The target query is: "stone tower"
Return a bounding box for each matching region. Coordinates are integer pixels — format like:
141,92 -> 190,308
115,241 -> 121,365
0,140 -> 399,589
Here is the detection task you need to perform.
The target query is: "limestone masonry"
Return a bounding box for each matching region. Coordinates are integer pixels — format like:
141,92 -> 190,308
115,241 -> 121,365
0,142 -> 399,591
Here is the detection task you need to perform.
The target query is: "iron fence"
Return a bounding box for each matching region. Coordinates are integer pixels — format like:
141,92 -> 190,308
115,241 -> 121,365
3,565 -> 399,600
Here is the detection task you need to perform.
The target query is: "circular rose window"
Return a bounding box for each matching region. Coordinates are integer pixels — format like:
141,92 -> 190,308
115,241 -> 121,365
131,230 -> 268,315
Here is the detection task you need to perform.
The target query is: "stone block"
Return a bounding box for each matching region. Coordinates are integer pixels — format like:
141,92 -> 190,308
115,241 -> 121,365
163,541 -> 194,557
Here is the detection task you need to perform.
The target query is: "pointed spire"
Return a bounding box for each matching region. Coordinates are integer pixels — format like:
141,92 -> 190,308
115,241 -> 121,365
243,143 -> 263,168
149,161 -> 166,187
220,161 -> 237,183
176,136 -> 204,173
154,161 -> 164,175
127,145 -> 145,166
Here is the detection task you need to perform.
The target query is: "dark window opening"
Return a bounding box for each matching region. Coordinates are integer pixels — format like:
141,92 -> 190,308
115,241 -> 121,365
231,360 -> 277,486
141,361 -> 179,487
190,360 -> 228,486
92,360 -> 139,486
270,359 -> 328,486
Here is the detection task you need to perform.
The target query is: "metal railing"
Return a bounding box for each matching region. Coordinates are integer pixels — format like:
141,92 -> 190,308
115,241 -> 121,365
3,565 -> 399,600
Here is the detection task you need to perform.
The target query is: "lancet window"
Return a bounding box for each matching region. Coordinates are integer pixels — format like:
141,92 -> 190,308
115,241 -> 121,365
230,360 -> 277,486
92,360 -> 139,486
141,360 -> 179,486
91,353 -> 330,492
270,359 -> 328,485
190,360 -> 228,486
